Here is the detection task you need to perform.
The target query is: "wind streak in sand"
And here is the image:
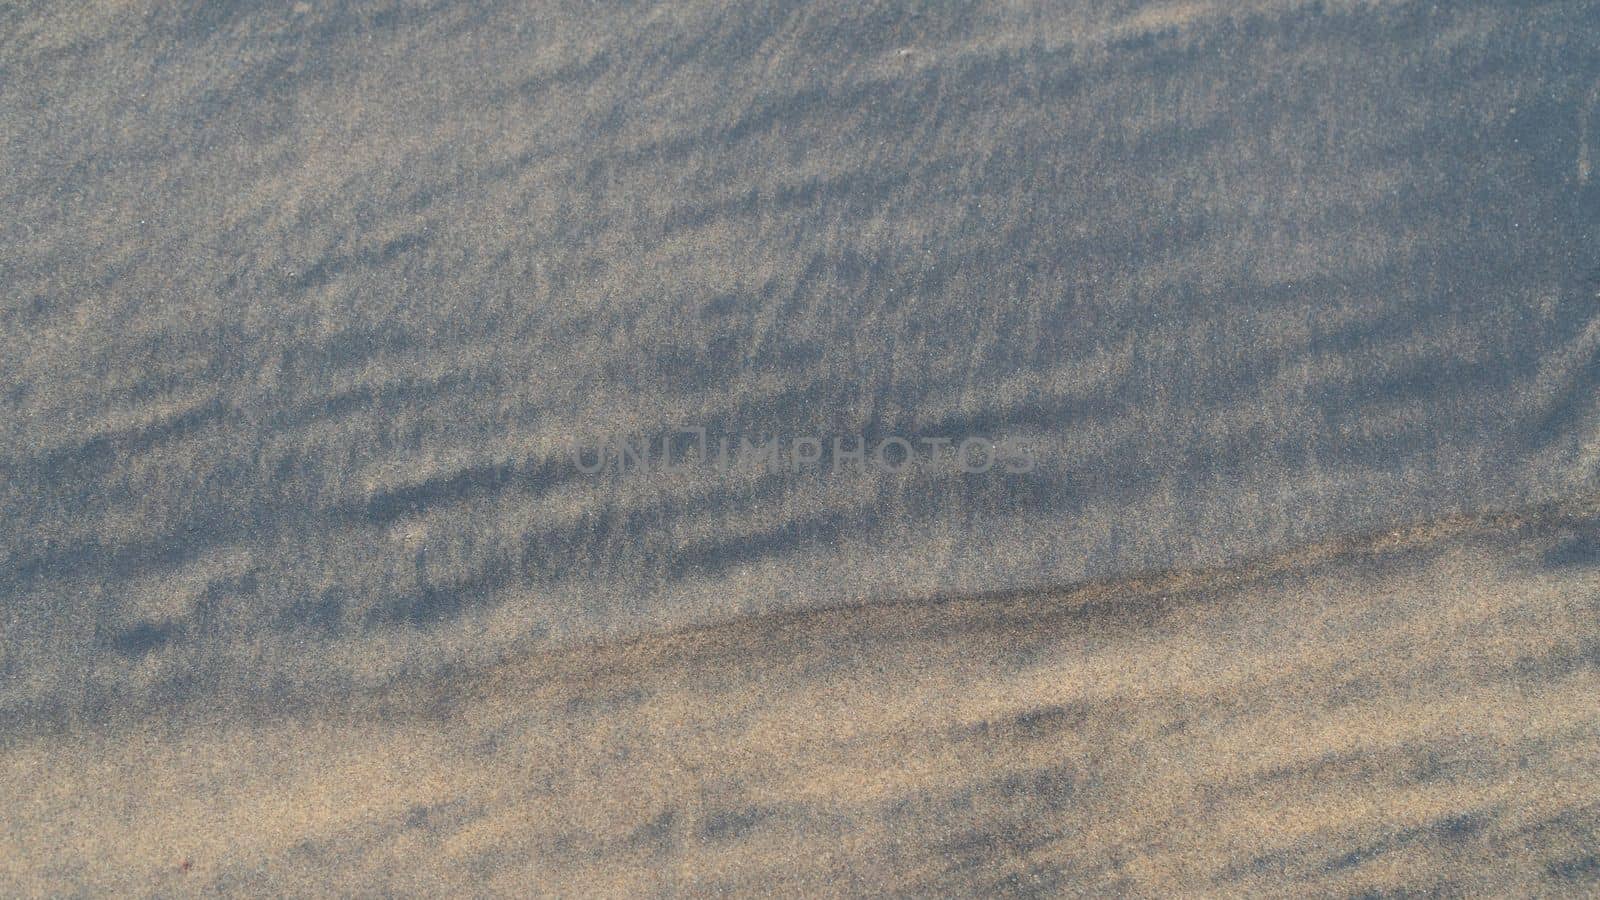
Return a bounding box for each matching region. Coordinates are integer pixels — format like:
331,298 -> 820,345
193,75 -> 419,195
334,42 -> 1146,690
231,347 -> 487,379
4,496 -> 1599,896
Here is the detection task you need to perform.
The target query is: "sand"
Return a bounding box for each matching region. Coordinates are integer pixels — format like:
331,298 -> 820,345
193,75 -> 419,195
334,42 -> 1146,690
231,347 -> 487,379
5,495 -> 1599,895
3,0 -> 1598,894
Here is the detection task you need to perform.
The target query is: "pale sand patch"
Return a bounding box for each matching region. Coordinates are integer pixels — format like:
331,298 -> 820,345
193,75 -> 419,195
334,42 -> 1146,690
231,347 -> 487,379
4,497 -> 1598,896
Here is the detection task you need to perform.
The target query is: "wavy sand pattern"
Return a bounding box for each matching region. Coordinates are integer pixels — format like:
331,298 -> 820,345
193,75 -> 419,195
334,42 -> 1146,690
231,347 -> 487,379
2,0 -> 1598,894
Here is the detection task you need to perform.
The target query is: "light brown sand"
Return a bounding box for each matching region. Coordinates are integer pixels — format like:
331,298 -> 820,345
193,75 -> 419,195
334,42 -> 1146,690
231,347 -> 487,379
5,496 -> 1597,896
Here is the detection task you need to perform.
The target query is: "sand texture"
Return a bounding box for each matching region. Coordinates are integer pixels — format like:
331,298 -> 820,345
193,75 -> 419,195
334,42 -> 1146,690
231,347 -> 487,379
2,0 -> 1598,895
5,497 -> 1600,895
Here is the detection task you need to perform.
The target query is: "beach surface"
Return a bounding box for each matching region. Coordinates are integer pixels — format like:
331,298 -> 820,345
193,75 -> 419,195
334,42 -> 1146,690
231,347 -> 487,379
6,496 -> 1599,895
3,1 -> 1598,893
